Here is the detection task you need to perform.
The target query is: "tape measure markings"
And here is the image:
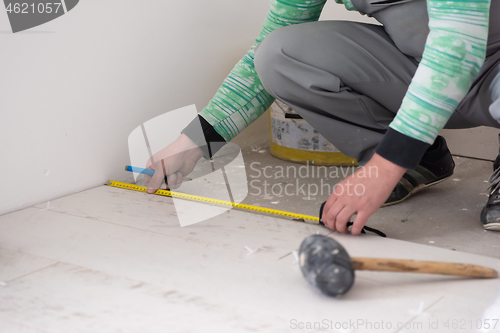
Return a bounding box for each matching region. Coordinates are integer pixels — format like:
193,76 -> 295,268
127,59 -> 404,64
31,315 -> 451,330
106,180 -> 320,223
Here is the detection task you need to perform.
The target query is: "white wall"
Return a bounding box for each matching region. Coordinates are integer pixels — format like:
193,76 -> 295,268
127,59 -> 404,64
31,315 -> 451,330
0,0 -> 376,215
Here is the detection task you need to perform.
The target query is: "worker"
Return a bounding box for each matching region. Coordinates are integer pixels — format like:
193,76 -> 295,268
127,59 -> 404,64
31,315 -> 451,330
144,0 -> 500,235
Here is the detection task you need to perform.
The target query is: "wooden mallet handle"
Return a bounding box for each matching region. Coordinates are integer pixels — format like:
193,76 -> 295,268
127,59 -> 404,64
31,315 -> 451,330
351,258 -> 499,278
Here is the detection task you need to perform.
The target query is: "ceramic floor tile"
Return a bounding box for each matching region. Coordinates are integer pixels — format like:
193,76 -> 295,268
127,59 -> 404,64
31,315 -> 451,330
3,191 -> 500,332
0,208 -> 436,327
0,262 -> 291,333
0,248 -> 57,283
32,185 -> 327,260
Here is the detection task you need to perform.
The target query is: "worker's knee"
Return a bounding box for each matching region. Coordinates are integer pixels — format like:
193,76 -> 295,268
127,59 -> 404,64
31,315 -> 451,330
255,23 -> 333,100
254,21 -> 365,100
254,27 -> 294,100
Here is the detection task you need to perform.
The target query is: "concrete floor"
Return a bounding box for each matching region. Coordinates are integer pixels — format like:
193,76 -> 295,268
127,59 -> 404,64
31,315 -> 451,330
230,111 -> 500,258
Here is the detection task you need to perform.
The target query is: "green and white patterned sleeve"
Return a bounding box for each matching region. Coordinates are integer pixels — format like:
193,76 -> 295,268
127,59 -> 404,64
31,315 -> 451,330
197,0 -> 327,142
334,0 -> 357,11
376,0 -> 491,169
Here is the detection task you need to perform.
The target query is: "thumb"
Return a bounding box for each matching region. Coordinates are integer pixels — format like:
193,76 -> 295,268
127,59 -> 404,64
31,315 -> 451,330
147,162 -> 166,194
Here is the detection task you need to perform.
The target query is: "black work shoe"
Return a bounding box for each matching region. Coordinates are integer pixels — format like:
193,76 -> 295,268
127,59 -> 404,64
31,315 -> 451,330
480,154 -> 500,231
383,135 -> 455,207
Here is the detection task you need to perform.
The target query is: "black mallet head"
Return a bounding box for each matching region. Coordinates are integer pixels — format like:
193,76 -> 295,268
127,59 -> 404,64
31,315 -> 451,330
298,235 -> 355,297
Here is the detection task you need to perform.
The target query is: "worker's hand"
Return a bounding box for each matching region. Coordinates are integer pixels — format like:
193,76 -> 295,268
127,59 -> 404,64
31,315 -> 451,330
321,153 -> 406,235
144,133 -> 205,193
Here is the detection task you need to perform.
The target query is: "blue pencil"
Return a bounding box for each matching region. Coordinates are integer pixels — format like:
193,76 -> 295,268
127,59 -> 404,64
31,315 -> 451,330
125,165 -> 155,176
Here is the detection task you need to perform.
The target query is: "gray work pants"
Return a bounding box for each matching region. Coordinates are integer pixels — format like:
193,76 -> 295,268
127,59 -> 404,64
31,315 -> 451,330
254,21 -> 500,165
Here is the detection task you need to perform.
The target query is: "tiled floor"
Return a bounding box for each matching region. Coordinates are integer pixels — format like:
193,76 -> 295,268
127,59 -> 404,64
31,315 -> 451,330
2,112 -> 500,332
1,184 -> 500,332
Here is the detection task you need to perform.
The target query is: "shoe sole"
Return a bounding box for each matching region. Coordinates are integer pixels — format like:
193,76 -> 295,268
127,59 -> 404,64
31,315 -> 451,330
484,222 -> 500,231
381,174 -> 453,207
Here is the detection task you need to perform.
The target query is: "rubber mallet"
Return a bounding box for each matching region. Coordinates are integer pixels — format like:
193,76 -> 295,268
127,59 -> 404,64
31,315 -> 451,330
299,235 -> 499,297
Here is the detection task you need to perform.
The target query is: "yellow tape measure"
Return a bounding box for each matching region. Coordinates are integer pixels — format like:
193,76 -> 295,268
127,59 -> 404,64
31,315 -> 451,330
106,180 -> 320,223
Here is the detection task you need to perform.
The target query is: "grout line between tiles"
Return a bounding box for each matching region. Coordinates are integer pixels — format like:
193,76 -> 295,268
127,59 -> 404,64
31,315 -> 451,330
392,295 -> 445,333
4,262 -> 60,284
21,207 -> 314,261
277,251 -> 295,260
3,258 -> 294,329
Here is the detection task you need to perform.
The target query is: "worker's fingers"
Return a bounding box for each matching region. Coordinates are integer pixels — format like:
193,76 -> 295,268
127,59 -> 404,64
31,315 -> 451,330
323,201 -> 344,232
167,171 -> 183,190
335,206 -> 357,234
147,162 -> 167,194
351,211 -> 369,235
322,187 -> 340,224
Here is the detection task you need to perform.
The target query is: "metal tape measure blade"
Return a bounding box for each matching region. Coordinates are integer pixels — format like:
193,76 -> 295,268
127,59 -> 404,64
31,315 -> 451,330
106,180 -> 320,223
